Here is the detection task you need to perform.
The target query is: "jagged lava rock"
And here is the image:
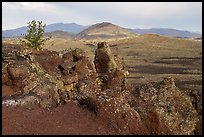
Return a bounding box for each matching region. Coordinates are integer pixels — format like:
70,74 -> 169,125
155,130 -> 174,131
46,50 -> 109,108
131,76 -> 199,135
94,42 -> 128,91
2,42 -> 200,135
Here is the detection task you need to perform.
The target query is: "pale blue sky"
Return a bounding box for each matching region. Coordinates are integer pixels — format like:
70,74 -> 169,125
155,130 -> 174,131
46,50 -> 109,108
2,2 -> 202,33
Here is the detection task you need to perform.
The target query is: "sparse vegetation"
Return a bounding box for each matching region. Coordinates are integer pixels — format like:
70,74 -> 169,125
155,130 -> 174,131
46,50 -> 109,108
20,20 -> 48,50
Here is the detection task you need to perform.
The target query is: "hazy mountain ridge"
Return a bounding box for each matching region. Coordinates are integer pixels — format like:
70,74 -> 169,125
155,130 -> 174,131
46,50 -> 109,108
2,23 -> 87,38
2,22 -> 202,38
44,23 -> 88,34
2,26 -> 27,38
129,28 -> 202,38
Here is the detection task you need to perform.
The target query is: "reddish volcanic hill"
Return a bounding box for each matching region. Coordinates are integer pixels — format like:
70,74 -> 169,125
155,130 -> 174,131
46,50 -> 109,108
75,22 -> 136,40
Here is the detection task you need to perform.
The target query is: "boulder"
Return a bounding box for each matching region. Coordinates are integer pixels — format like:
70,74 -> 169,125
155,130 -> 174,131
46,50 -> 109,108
106,69 -> 126,91
94,42 -> 128,91
2,44 -> 64,109
72,48 -> 86,62
94,42 -> 118,74
132,76 -> 199,135
78,89 -> 149,135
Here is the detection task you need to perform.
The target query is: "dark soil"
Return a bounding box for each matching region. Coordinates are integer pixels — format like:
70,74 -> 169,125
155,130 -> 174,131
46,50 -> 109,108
128,65 -> 201,75
161,57 -> 201,60
174,79 -> 202,91
154,57 -> 201,66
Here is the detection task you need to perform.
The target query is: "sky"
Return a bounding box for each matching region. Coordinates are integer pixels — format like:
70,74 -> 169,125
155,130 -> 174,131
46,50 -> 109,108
2,2 -> 202,33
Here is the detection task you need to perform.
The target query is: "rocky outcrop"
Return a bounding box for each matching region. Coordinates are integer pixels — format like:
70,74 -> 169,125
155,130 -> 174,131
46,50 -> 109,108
94,42 -> 118,74
57,48 -> 99,102
129,76 -> 199,135
2,43 -> 200,135
94,42 -> 128,91
2,44 -> 63,109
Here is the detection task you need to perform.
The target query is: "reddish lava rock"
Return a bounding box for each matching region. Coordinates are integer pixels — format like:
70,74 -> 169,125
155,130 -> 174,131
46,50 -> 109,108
2,43 -> 200,135
2,85 -> 16,97
2,102 -> 116,135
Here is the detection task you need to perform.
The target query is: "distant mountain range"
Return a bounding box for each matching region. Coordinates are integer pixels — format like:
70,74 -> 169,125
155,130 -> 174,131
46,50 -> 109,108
44,23 -> 88,34
2,23 -> 87,38
128,28 -> 202,38
2,22 -> 202,38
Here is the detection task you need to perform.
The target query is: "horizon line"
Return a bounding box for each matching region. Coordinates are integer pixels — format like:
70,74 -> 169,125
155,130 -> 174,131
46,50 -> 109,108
2,21 -> 202,34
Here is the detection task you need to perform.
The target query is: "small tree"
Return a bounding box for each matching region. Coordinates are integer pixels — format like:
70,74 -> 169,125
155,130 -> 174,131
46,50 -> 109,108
21,20 -> 47,50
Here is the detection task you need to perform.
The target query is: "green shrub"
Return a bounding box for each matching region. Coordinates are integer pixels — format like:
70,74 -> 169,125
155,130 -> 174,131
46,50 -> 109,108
21,20 -> 48,50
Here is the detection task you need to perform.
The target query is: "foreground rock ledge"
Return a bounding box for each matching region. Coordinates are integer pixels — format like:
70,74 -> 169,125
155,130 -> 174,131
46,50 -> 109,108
2,42 -> 200,135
